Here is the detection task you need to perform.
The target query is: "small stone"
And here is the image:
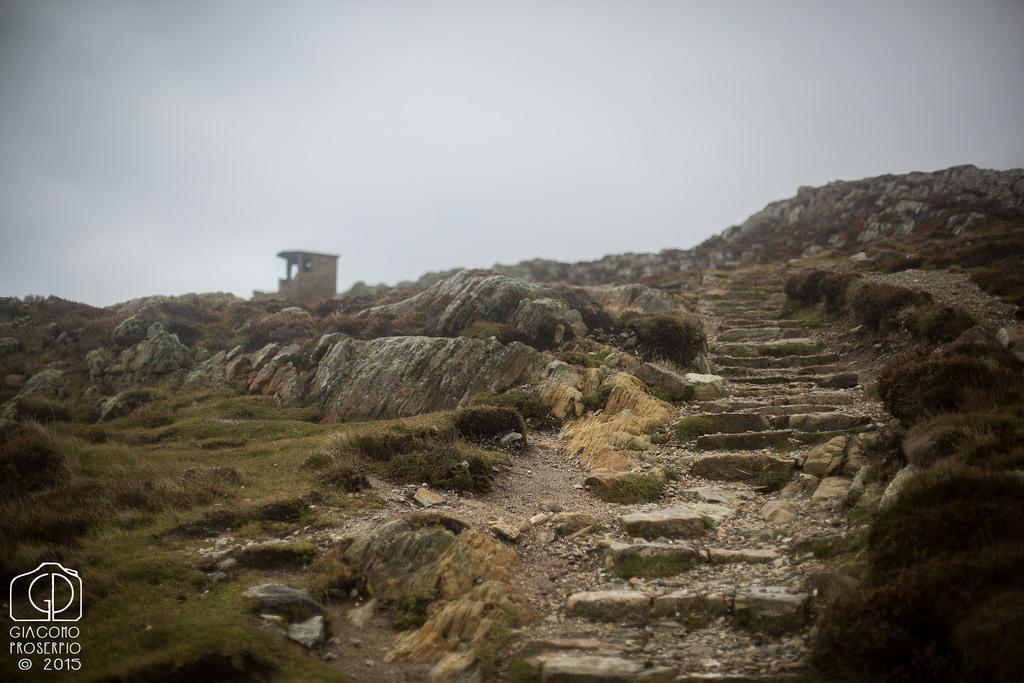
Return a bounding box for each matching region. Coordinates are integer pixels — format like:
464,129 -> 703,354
490,522 -> 521,542
287,615 -> 325,648
413,487 -> 445,508
500,431 -> 524,447
812,477 -> 852,501
761,500 -> 798,524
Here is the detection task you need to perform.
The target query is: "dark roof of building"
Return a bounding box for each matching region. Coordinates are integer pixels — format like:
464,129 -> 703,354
277,250 -> 339,260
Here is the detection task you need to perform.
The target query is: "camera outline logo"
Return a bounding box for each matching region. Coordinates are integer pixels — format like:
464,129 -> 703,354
9,562 -> 82,622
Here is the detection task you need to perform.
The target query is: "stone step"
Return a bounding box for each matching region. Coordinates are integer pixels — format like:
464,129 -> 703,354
679,412 -> 773,435
529,652 -> 674,682
711,353 -> 840,369
725,372 -> 858,389
619,507 -> 709,540
734,586 -> 810,636
688,452 -> 796,487
773,412 -> 868,432
754,404 -> 838,416
716,328 -> 807,342
729,374 -> 864,389
714,339 -> 825,358
714,318 -> 808,329
726,374 -> 807,385
603,540 -> 703,574
707,547 -> 781,565
770,392 -> 859,407
693,430 -> 795,451
566,589 -> 730,623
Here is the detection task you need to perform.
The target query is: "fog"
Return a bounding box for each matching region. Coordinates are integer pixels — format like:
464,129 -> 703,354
1,0 -> 1022,306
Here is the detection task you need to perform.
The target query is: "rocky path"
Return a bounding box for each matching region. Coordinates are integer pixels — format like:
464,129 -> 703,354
223,270 -> 889,682
482,271 -> 887,681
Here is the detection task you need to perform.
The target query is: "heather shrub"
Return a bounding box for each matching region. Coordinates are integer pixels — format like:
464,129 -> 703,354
470,390 -> 548,422
904,410 -> 1024,470
818,272 -> 859,313
813,545 -> 1024,682
878,345 -> 1024,424
0,422 -> 71,494
783,270 -> 828,305
626,313 -> 706,366
451,406 -> 526,440
867,470 -> 1024,582
850,283 -> 932,333
905,304 -> 979,343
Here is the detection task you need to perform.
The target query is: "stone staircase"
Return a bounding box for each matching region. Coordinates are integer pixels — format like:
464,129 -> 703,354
518,271 -> 885,682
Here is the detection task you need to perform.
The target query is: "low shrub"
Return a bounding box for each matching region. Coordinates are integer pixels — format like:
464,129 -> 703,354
878,345 -> 1024,424
318,463 -> 370,493
904,410 -> 1024,470
783,270 -> 828,306
818,272 -> 859,313
867,470 -> 1024,582
812,543 -> 1024,682
470,390 -> 549,422
850,283 -> 932,333
451,406 -> 526,440
379,445 -> 508,493
905,304 -> 979,343
675,416 -> 713,441
0,422 -> 71,494
626,313 -> 706,366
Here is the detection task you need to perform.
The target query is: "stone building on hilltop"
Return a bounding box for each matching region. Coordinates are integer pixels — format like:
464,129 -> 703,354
272,250 -> 339,302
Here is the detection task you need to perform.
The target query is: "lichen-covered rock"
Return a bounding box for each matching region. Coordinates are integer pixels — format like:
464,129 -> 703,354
0,337 -> 20,356
310,336 -> 546,423
244,583 -> 325,620
508,297 -> 587,346
587,284 -> 677,313
111,329 -> 191,388
341,514 -> 519,602
633,362 -> 695,401
535,360 -> 586,420
17,368 -> 65,399
184,350 -> 227,389
360,271 -> 541,336
111,316 -> 148,347
802,435 -> 848,478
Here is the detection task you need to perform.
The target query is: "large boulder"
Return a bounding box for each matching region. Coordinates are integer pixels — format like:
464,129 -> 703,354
310,336 -> 546,423
359,271 -> 540,336
358,271 -> 592,347
341,515 -> 519,601
587,284 -> 677,313
111,316 -> 148,347
110,328 -> 191,388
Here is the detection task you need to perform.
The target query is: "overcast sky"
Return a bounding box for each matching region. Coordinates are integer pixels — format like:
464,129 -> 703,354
1,1 -> 1022,307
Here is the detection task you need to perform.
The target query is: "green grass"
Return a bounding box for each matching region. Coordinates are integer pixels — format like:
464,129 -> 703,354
593,474 -> 664,504
675,416 -> 713,441
0,387 -> 375,681
611,554 -> 696,578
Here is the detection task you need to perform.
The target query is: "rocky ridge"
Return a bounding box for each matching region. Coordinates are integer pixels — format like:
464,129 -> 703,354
482,165 -> 1024,286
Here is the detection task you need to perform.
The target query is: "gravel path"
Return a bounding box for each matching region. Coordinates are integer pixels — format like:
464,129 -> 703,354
864,268 -> 1018,330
